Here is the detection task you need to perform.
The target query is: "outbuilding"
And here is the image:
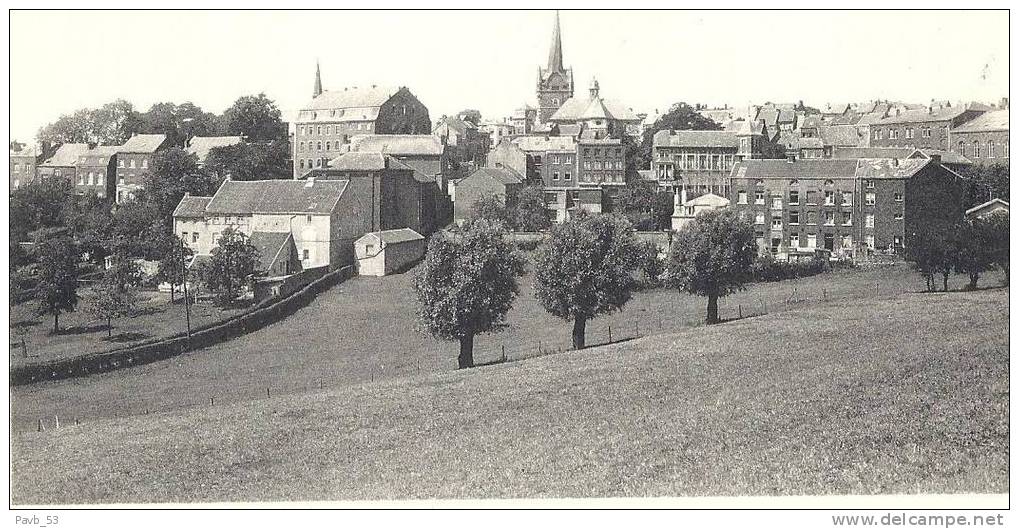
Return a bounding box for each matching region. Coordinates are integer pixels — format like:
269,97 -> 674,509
354,228 -> 426,276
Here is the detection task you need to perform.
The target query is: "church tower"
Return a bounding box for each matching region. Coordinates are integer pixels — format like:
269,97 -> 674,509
536,11 -> 574,124
313,60 -> 323,98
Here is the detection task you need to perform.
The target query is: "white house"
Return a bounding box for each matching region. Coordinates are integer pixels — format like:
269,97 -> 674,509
965,198 -> 1009,220
354,228 -> 426,276
671,187 -> 731,231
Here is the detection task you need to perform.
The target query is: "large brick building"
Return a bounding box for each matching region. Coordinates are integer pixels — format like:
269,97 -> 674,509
292,69 -> 431,178
868,105 -> 988,151
115,133 -> 170,203
728,157 -> 966,260
948,109 -> 1009,165
74,146 -> 118,199
37,143 -> 89,183
9,145 -> 39,192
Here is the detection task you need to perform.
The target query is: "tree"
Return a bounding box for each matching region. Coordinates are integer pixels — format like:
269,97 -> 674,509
37,99 -> 143,147
458,109 -> 482,126
984,211 -> 1009,284
613,179 -> 673,230
413,219 -> 526,368
534,213 -> 641,349
512,185 -> 552,232
637,240 -> 665,288
143,147 -> 218,223
955,218 -> 997,290
220,94 -> 287,142
103,250 -> 144,293
155,235 -> 193,302
9,178 -> 74,242
962,163 -> 1009,208
469,194 -> 511,226
203,140 -> 291,181
139,101 -> 220,148
85,279 -> 138,338
61,191 -> 114,264
904,224 -> 959,292
34,236 -> 80,333
667,208 -> 756,324
109,200 -> 166,259
199,227 -> 260,303
635,102 -> 721,171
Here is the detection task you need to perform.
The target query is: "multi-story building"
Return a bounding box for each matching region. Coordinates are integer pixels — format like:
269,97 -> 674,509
536,11 -> 574,124
948,109 -> 1009,165
480,121 -> 516,149
728,157 -> 966,260
74,146 -> 118,199
37,143 -> 89,183
292,69 -> 431,178
868,104 -> 988,151
510,105 -> 538,136
173,177 -> 375,270
548,79 -> 641,139
453,166 -> 525,226
433,114 -> 490,169
9,145 -> 39,192
115,133 -> 170,203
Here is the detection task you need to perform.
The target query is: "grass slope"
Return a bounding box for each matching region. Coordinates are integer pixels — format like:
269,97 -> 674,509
10,285 -> 1008,504
10,264 -> 930,432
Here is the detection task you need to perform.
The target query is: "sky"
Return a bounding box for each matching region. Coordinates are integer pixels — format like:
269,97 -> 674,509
8,9 -> 1010,145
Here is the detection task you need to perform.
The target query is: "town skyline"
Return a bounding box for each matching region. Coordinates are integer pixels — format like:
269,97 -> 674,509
9,9 -> 1009,145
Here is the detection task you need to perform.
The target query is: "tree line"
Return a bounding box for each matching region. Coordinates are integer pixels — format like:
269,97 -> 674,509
905,214 -> 1009,292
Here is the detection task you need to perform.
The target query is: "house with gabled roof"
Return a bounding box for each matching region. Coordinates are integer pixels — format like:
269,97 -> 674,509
186,136 -> 244,166
114,133 -> 171,203
453,166 -> 525,226
354,228 -> 426,276
37,143 -> 89,183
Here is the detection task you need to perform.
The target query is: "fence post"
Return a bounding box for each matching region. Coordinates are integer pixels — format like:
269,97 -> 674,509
538,340 -> 542,354
209,397 -> 215,406
75,418 -> 79,426
608,325 -> 612,343
738,304 -> 743,319
266,386 -> 271,398
37,419 -> 43,432
822,288 -> 827,301
54,415 -> 59,428
501,344 -> 506,363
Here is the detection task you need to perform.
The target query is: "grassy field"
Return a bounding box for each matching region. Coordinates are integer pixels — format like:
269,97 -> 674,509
9,278 -> 1008,504
9,288 -> 244,368
8,262 -> 945,432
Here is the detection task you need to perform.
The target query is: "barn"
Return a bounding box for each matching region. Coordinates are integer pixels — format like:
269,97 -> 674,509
354,228 -> 426,277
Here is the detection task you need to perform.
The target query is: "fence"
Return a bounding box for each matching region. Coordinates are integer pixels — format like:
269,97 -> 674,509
9,265 -> 354,387
14,268 -> 917,435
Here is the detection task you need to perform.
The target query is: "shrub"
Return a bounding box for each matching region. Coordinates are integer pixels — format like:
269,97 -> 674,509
751,254 -> 829,283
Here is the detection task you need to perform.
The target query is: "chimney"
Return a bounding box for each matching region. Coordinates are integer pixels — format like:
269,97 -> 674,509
928,153 -> 941,164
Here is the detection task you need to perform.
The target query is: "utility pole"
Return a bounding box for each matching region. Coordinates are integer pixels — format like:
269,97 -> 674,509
179,238 -> 192,348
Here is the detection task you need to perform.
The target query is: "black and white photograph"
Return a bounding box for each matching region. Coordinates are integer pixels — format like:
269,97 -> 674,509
5,6 -> 1012,525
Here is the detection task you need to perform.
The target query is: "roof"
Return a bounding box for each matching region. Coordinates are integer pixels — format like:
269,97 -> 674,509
327,152 -> 416,172
818,125 -> 864,147
40,143 -> 89,166
799,115 -> 823,129
433,115 -> 476,135
653,130 -> 738,149
854,158 -> 930,180
204,179 -> 348,215
186,136 -> 243,162
512,135 -> 576,152
731,158 -> 928,181
950,110 -> 1009,133
356,228 -> 424,245
10,146 -> 37,158
872,106 -> 977,125
832,147 -> 972,165
549,94 -> 639,123
733,120 -> 765,136
76,146 -> 119,166
172,195 -> 213,218
684,193 -> 730,207
349,134 -> 444,156
248,231 -> 293,271
301,85 -> 400,112
462,166 -> 524,186
119,134 -> 168,153
965,198 -> 1009,217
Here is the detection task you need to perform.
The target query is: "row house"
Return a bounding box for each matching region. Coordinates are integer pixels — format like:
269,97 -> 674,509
293,73 -> 431,178
115,133 -> 171,203
948,110 -> 1009,165
37,143 -> 89,183
433,114 -> 490,169
868,104 -> 988,151
728,157 -> 966,260
9,145 -> 40,192
74,146 -> 118,199
173,177 -> 374,271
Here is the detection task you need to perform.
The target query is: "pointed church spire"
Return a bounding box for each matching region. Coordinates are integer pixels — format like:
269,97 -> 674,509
547,11 -> 563,72
313,60 -> 323,98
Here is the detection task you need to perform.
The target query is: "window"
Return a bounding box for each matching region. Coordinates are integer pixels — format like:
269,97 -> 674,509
824,211 -> 835,226
192,233 -> 199,243
807,234 -> 817,248
865,179 -> 874,189
789,190 -> 799,204
865,235 -> 875,249
129,159 -> 136,168
754,191 -> 765,205
894,192 -> 904,202
789,211 -> 800,225
824,191 -> 836,205
97,174 -> 104,186
865,192 -> 876,206
873,129 -> 882,141
889,129 -> 898,140
300,142 -> 305,152
88,172 -> 95,185
118,159 -> 125,168
905,127 -> 914,139
302,249 -> 310,260
893,236 -> 902,247
300,160 -> 305,169
841,191 -> 853,206
922,128 -> 931,138
842,212 -> 852,226
790,233 -> 800,248
771,218 -> 782,230
865,214 -> 875,228
894,212 -> 904,220
974,143 -> 982,158
141,159 -> 148,169
553,171 -> 560,181
789,179 -> 799,187
306,215 -> 313,222
78,174 -> 85,185
754,212 -> 765,225
317,141 -> 322,151
772,197 -> 782,209
988,142 -> 995,158
841,234 -> 853,249
806,190 -> 817,204
737,190 -> 748,204
564,171 -> 572,181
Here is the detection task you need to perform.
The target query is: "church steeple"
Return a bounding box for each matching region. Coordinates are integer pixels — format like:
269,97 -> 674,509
313,60 -> 323,98
547,10 -> 564,73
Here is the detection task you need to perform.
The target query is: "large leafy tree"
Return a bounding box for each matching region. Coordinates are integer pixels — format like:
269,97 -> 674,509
667,208 -> 756,324
9,178 -> 74,242
37,99 -> 143,147
139,101 -> 220,148
613,179 -> 673,230
143,147 -> 218,223
962,163 -> 1010,208
204,140 -> 291,181
61,191 -> 114,265
34,235 -> 80,333
635,102 -> 721,171
468,194 -> 511,226
199,227 -> 260,303
85,271 -> 139,338
905,225 -> 957,292
458,109 -> 482,126
413,219 -> 526,368
984,211 -> 1009,284
534,213 -> 641,349
955,218 -> 998,290
155,234 -> 193,302
220,93 -> 287,142
512,185 -> 552,232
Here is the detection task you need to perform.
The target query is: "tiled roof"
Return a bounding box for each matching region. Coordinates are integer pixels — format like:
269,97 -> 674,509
187,136 -> 243,162
327,152 -> 413,172
832,147 -> 914,159
119,134 -> 168,153
818,125 -> 864,147
950,110 -> 1009,133
854,158 -> 930,179
76,146 -> 119,166
684,193 -> 730,207
40,143 -> 90,166
10,146 -> 37,157
799,115 -> 823,129
512,135 -> 576,152
205,179 -> 348,215
549,95 -> 639,122
914,149 -> 973,165
463,166 -> 524,186
653,130 -> 738,148
172,195 -> 213,218
357,228 -> 424,245
965,198 -> 1009,217
248,231 -> 293,271
732,159 -> 862,180
349,134 -> 444,156
873,106 -> 976,125
733,120 -> 765,136
302,85 -> 399,111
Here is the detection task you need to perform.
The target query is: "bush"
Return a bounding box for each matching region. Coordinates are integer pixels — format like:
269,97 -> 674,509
636,240 -> 665,289
751,254 -> 829,283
